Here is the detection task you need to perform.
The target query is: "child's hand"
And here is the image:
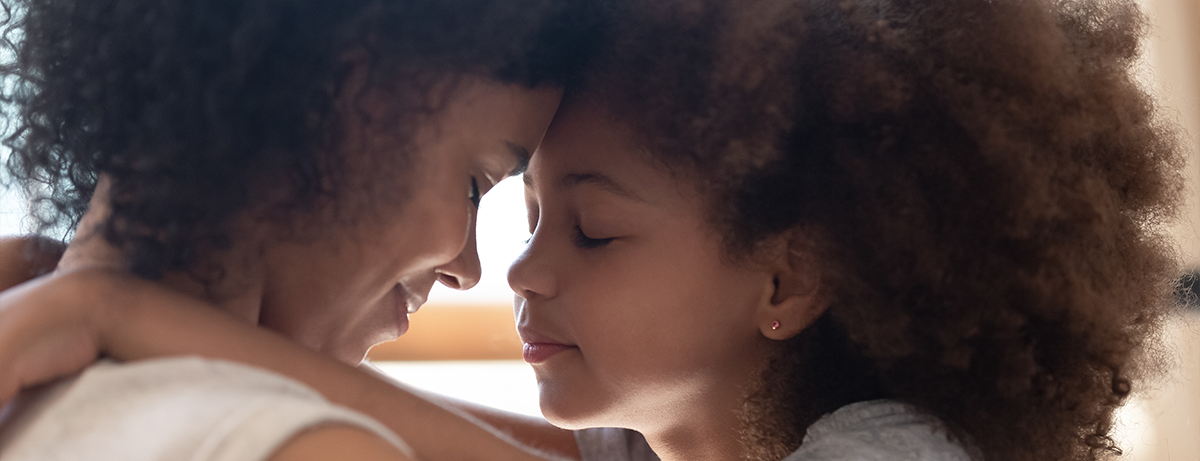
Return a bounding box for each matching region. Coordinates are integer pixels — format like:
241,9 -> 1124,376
0,235 -> 65,291
0,270 -> 125,405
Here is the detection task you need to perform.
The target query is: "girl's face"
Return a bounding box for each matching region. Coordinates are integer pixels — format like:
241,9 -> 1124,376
258,79 -> 562,364
509,99 -> 778,433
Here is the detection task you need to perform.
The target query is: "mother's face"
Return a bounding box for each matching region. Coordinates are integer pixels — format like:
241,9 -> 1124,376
258,78 -> 561,364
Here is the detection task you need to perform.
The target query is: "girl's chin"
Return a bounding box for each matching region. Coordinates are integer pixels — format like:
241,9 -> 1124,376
539,410 -> 594,431
536,385 -> 620,431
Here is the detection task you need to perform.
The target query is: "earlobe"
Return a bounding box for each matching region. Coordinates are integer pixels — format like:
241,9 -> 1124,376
759,277 -> 825,340
757,231 -> 827,341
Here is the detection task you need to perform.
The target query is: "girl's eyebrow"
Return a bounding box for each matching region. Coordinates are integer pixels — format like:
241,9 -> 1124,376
522,171 -> 646,203
561,172 -> 646,202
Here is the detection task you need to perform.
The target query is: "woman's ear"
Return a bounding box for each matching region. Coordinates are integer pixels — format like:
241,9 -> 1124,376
327,47 -> 375,153
757,231 -> 827,340
331,47 -> 372,102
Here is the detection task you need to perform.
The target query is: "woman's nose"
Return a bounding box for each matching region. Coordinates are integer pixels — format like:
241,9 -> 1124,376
435,225 -> 481,290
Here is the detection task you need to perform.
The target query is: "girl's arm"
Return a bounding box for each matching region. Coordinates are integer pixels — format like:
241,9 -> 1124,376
0,270 -> 579,461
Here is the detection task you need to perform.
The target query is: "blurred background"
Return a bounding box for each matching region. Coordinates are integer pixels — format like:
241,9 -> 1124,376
0,0 -> 1194,457
1114,0 -> 1200,459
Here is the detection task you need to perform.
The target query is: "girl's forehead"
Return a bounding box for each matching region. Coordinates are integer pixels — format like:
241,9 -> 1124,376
527,101 -> 704,210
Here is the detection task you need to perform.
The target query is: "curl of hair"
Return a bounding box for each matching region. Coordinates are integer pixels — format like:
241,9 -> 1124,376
0,0 -> 602,279
587,0 -> 1184,460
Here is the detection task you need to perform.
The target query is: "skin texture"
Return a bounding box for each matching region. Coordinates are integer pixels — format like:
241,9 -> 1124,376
272,426 -> 415,461
510,97 -> 824,461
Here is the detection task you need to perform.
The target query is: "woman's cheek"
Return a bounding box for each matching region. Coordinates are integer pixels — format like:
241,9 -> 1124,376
410,197 -> 474,261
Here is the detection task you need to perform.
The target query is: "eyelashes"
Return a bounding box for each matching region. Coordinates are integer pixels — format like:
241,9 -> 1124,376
521,205 -> 614,249
521,228 -> 612,249
573,226 -> 614,249
469,177 -> 481,208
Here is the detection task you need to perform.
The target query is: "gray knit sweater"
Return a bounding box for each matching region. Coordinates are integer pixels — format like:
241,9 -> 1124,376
576,400 -> 971,461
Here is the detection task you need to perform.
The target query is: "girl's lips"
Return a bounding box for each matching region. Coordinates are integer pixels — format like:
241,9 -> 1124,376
522,342 -> 576,364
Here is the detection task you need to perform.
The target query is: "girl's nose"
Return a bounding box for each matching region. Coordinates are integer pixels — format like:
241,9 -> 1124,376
507,233 -> 554,299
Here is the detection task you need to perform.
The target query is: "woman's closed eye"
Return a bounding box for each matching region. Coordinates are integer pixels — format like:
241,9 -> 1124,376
469,177 -> 481,208
573,226 -> 613,249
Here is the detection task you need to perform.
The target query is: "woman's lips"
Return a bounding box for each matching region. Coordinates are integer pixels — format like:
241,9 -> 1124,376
391,285 -> 417,337
395,282 -> 428,314
522,342 -> 576,364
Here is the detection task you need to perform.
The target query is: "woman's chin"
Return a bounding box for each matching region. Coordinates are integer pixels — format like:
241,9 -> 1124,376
325,334 -> 390,365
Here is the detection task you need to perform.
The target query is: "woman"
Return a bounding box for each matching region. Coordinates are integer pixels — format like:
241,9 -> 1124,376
0,0 -> 599,459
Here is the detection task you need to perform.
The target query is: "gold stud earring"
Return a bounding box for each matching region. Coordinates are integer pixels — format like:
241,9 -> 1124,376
771,320 -> 780,330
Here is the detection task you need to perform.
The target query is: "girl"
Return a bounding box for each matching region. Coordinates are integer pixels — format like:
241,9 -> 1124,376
0,0 -> 1184,460
504,1 -> 1183,458
519,1 -> 1183,459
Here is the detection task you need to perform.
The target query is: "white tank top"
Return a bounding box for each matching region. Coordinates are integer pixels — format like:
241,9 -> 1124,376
0,357 -> 412,461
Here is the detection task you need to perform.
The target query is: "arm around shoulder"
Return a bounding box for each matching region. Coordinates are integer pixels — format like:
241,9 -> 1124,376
0,235 -> 64,290
270,426 -> 415,461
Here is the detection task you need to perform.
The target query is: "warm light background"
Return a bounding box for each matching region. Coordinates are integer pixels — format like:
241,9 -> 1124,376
1115,0 -> 1200,458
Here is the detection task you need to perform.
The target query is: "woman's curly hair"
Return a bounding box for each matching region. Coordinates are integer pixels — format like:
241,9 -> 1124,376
0,0 -> 601,279
585,0 -> 1185,460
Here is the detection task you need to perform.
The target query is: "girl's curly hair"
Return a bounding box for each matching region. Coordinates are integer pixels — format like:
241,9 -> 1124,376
584,0 -> 1185,460
0,0 -> 601,279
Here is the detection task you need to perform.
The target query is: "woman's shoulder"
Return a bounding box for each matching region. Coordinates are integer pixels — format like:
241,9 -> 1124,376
783,400 -> 973,461
0,357 -> 411,461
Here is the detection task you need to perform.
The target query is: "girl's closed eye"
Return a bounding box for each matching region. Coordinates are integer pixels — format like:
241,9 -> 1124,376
573,226 -> 614,249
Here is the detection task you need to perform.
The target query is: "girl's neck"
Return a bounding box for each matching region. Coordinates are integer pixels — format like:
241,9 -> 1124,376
56,177 -> 267,324
645,421 -> 745,461
636,373 -> 765,461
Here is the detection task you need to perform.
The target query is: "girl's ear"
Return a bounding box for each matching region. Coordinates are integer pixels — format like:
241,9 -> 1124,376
757,231 -> 827,340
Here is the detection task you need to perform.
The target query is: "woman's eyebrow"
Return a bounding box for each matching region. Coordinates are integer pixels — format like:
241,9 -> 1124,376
505,142 -> 532,176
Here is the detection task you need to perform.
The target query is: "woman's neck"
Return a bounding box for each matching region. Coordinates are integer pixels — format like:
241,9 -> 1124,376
56,178 -> 266,324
